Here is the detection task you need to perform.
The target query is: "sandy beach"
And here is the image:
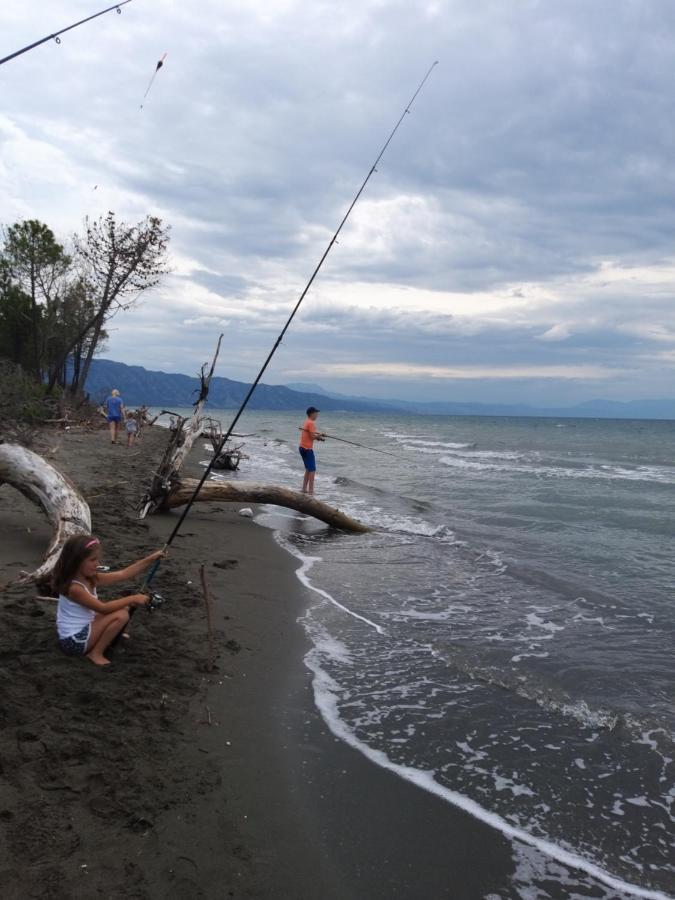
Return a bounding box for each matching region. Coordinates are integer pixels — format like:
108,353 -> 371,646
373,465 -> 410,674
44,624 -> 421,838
0,424 -> 517,899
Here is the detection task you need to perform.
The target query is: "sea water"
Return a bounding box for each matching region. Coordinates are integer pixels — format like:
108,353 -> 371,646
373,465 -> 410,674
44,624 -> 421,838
168,409 -> 675,898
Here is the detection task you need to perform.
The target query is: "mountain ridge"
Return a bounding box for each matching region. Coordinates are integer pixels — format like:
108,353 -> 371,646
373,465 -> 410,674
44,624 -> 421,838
86,359 -> 675,420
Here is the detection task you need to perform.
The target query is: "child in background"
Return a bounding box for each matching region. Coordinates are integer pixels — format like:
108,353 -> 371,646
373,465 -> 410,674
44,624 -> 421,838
125,414 -> 138,448
104,389 -> 125,444
53,535 -> 164,666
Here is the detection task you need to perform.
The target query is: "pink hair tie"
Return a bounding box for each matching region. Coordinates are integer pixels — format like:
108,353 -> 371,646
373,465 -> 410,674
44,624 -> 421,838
85,538 -> 99,549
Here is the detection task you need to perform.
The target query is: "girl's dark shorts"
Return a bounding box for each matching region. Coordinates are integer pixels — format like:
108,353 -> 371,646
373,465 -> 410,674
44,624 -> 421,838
58,625 -> 90,657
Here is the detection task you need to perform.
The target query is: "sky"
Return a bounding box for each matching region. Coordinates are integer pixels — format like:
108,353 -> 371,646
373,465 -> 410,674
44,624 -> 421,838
2,0 -> 675,406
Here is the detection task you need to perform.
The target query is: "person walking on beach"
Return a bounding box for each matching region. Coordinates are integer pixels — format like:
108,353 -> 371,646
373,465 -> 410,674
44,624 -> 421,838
52,534 -> 165,666
299,406 -> 325,494
125,413 -> 138,448
104,389 -> 125,444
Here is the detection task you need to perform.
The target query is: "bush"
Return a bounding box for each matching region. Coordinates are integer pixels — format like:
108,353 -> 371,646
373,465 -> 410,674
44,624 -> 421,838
0,359 -> 60,431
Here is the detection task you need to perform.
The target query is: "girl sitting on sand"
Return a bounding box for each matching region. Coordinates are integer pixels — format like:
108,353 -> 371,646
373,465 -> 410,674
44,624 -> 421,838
53,535 -> 164,666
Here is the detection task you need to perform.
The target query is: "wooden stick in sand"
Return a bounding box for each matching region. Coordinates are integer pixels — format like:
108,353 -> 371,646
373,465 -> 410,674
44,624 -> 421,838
199,564 -> 215,673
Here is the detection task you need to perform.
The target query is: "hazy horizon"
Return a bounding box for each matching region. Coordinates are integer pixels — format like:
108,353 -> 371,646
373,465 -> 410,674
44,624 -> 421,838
93,358 -> 675,414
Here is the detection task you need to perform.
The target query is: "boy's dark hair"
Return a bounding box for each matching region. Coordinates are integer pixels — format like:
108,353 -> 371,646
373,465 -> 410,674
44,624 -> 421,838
51,534 -> 98,595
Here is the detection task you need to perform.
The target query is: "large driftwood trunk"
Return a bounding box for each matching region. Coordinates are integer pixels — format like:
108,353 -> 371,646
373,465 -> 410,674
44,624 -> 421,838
0,442 -> 91,585
166,479 -> 371,533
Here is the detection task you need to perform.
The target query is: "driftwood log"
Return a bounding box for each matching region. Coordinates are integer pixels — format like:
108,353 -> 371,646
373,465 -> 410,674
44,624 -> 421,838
166,479 -> 371,533
0,442 -> 91,585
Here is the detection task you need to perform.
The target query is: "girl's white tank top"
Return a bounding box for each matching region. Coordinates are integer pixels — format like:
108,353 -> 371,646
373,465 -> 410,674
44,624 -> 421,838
56,579 -> 96,639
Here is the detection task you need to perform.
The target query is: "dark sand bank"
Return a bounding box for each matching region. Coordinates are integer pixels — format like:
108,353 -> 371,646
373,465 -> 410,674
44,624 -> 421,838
0,426 -> 515,899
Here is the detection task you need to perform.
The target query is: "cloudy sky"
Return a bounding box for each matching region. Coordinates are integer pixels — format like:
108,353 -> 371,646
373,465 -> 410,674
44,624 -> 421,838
2,0 -> 675,406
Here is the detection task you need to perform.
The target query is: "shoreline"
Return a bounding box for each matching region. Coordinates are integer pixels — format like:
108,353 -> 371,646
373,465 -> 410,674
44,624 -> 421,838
0,424 -> 516,898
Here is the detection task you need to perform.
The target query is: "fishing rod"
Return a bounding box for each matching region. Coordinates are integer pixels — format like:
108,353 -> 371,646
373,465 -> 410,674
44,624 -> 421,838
142,61 -> 438,588
0,1 -> 133,67
299,427 -> 398,458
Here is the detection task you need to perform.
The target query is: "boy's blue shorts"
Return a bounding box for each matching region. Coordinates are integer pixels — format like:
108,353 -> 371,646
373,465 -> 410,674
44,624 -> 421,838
299,447 -> 316,472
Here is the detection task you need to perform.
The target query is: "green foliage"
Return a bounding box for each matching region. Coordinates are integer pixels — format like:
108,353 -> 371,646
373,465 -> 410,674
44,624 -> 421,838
2,220 -> 70,380
0,359 -> 59,429
0,260 -> 36,369
0,213 -> 169,403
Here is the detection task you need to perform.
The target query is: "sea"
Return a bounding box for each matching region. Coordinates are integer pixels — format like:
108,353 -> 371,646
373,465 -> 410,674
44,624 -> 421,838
156,408 -> 675,899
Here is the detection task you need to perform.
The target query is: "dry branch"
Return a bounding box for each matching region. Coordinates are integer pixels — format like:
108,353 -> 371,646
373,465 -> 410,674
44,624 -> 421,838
140,336 -> 223,516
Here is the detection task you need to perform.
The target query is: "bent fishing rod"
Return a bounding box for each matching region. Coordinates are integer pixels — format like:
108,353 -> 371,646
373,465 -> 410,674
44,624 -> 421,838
299,427 -> 397,458
0,1 -> 133,67
143,61 -> 438,588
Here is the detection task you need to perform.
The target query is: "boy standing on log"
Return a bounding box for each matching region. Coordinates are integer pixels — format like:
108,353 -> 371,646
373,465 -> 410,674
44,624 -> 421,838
299,406 -> 325,494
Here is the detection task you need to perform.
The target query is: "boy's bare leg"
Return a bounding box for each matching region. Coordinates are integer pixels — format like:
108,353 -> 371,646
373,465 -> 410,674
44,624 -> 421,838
302,470 -> 311,493
307,471 -> 316,494
109,421 -> 116,443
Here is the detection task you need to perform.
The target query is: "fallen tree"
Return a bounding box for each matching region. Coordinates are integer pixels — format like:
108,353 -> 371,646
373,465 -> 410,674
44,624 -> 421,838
0,441 -> 91,586
165,478 -> 371,533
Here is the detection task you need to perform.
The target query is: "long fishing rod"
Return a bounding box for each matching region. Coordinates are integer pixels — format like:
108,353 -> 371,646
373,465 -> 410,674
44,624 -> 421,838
0,1 -> 133,67
143,61 -> 438,588
299,427 -> 398,458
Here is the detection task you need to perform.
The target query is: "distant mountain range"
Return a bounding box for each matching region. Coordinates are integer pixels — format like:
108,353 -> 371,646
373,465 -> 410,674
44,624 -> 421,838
86,359 -> 675,420
85,359 -> 382,413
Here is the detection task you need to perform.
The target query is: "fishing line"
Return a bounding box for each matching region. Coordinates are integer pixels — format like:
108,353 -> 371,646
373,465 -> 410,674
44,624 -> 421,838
140,52 -> 167,108
143,60 -> 438,588
299,427 -> 398,458
0,1 -> 133,67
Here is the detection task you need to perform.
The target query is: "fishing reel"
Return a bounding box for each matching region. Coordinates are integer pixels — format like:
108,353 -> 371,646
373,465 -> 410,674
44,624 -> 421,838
147,591 -> 168,612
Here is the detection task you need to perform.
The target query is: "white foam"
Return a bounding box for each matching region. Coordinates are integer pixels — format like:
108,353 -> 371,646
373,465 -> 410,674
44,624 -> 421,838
402,439 -> 477,450
393,604 -> 471,622
438,455 -> 675,485
511,651 -> 550,662
276,537 -> 385,636
626,797 -> 650,808
305,654 -> 674,900
525,613 -> 565,637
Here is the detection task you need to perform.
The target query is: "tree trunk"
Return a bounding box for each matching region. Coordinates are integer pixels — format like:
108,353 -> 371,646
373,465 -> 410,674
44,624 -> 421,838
0,443 -> 91,586
141,336 -> 223,515
166,479 -> 371,533
74,311 -> 105,397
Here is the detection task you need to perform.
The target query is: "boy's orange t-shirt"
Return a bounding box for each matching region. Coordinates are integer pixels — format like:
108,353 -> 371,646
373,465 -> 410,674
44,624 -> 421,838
300,417 -> 317,449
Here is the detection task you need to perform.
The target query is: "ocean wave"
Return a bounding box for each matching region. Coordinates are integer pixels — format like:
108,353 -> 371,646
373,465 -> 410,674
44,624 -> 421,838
402,439 -> 477,450
304,646 -> 673,900
274,535 -> 385,635
438,455 -> 675,484
430,641 -> 675,742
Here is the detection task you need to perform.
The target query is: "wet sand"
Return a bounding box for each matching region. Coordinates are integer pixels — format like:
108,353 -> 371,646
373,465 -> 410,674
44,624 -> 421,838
0,425 -> 515,899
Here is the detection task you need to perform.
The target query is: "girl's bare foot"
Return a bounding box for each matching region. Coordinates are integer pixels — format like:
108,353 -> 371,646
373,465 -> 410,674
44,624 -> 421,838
87,652 -> 111,666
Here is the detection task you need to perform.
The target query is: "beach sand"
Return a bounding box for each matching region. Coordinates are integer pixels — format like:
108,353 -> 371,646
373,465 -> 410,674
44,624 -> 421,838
0,425 -> 515,899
